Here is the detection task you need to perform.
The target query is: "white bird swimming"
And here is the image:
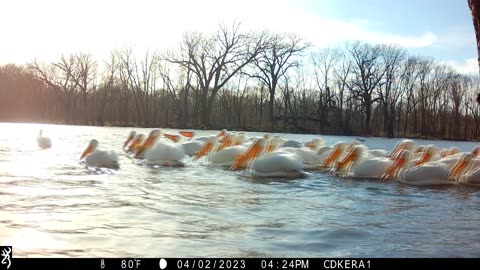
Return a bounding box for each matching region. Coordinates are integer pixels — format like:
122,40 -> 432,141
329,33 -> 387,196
304,138 -> 325,151
330,145 -> 393,179
386,139 -> 416,159
134,130 -> 186,167
308,141 -> 350,170
231,138 -> 305,178
193,134 -> 248,167
125,133 -> 145,157
80,139 -> 119,169
450,153 -> 480,186
380,149 -> 471,186
37,129 -> 52,149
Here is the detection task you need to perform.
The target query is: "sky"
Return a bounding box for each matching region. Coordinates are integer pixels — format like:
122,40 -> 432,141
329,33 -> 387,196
0,0 -> 477,74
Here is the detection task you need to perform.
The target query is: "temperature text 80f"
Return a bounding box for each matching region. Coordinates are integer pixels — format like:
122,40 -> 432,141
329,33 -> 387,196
121,259 -> 141,269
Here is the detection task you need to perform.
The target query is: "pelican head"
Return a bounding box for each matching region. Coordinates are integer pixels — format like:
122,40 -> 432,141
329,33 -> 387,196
304,138 -> 324,151
381,149 -> 412,181
322,142 -> 347,168
266,136 -> 284,153
415,145 -> 438,166
235,133 -> 246,145
449,153 -> 474,180
81,139 -> 99,160
217,129 -> 227,138
448,147 -> 459,156
471,146 -> 480,157
389,139 -> 416,158
231,138 -> 266,171
215,133 -> 235,152
127,134 -> 145,153
194,136 -> 217,160
403,140 -> 415,151
134,129 -> 161,158
331,145 -> 366,174
414,145 -> 426,154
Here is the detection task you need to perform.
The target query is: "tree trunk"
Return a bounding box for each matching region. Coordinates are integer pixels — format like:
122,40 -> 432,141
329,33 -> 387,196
268,89 -> 275,131
469,0 -> 480,73
365,100 -> 372,134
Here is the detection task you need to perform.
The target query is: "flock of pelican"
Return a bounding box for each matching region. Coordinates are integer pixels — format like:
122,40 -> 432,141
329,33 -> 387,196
37,128 -> 480,187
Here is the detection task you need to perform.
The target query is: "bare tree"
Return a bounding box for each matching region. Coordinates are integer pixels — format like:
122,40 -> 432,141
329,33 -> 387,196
344,42 -> 386,134
377,44 -> 406,137
69,53 -> 97,123
248,32 -> 309,131
166,22 -> 268,128
30,55 -> 83,122
312,47 -> 340,132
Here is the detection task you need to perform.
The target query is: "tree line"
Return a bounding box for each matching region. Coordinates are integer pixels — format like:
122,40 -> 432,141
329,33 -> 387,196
0,23 -> 479,140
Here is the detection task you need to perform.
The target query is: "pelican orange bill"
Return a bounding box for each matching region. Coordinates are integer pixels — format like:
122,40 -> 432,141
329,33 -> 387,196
179,131 -> 195,138
231,141 -> 262,171
194,140 -> 214,160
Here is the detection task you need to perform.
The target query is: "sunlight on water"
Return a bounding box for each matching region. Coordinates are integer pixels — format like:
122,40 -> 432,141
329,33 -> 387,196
1,122 -> 480,258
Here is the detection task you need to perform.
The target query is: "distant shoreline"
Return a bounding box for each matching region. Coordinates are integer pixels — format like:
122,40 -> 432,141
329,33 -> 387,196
2,120 -> 478,143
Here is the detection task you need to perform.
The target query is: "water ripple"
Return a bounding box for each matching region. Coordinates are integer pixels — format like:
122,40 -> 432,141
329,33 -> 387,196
1,123 -> 480,257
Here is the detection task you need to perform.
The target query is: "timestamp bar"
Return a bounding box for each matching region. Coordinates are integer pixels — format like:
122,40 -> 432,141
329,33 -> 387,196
8,258 -> 480,270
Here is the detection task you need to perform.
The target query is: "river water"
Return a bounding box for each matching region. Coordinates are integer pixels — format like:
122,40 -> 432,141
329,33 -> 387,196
1,123 -> 479,258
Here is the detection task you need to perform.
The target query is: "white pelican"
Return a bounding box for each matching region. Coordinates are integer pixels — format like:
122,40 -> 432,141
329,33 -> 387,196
194,136 -> 217,160
386,139 -> 415,159
450,153 -> 480,186
264,136 -> 284,152
304,138 -> 325,151
411,145 -> 480,170
125,134 -> 145,156
300,142 -> 349,170
380,150 -> 472,186
460,167 -> 480,186
80,139 -> 119,169
231,138 -> 305,178
330,145 -> 393,179
411,145 -> 438,166
217,129 -> 228,138
314,141 -> 350,170
260,136 -> 320,166
135,130 -> 186,167
37,129 -> 52,149
193,134 -> 247,167
213,132 -> 237,152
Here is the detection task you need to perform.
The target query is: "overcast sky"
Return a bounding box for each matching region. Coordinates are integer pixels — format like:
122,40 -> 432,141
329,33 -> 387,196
0,0 -> 477,74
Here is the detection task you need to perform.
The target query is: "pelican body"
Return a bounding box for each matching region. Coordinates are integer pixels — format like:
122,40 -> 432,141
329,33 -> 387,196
80,139 -> 119,170
37,129 -> 52,149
